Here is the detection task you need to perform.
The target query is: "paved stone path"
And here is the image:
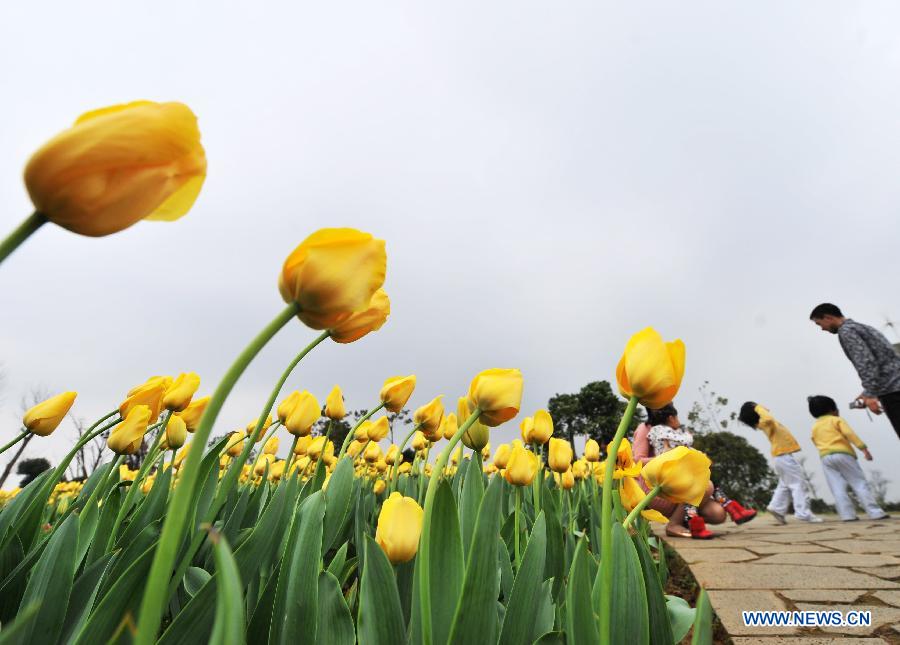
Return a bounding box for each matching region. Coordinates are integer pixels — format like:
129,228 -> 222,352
656,515 -> 900,644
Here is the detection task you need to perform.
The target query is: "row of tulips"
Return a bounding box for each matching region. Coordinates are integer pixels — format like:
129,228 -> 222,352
0,103 -> 713,643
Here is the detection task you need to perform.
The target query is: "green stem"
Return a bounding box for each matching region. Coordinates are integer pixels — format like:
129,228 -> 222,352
598,395 -> 637,645
80,454 -> 125,519
418,408 -> 481,645
622,485 -> 662,529
514,486 -> 522,571
531,442 -> 542,516
0,212 -> 46,266
390,423 -> 421,494
0,430 -> 28,456
337,403 -> 386,460
135,303 -> 299,644
285,436 -> 299,474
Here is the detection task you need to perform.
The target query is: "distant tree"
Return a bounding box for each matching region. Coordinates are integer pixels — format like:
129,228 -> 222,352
869,470 -> 890,507
17,457 -> 51,486
0,386 -> 50,488
547,381 -> 642,455
67,414 -> 108,480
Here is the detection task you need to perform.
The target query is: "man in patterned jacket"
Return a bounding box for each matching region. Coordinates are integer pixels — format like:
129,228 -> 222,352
810,303 -> 900,439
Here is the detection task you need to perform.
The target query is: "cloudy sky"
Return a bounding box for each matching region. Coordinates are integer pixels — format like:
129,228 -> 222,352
2,2 -> 899,501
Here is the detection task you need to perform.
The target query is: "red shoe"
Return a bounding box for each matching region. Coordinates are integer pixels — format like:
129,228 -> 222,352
689,515 -> 714,539
724,500 -> 757,525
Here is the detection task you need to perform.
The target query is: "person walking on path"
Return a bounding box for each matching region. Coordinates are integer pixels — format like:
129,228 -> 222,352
807,394 -> 889,522
810,303 -> 900,439
738,402 -> 821,525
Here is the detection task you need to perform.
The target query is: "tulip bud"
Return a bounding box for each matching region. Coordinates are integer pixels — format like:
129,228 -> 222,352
355,422 -> 371,443
531,409 -> 553,444
277,391 -> 301,424
23,391 -> 77,437
548,438 -> 573,474
254,453 -> 275,477
503,443 -> 539,486
399,462 -> 412,474
520,417 -> 534,443
269,460 -> 286,481
293,435 -> 313,456
373,479 -> 386,495
162,414 -> 188,450
616,327 -> 685,409
364,442 -> 382,464
285,391 -> 320,437
493,443 -> 511,469
584,439 -> 601,462
324,385 -> 346,420
375,492 -> 424,564
559,469 -> 575,490
162,372 -> 200,412
177,396 -> 209,432
174,443 -> 191,468
263,436 -> 279,455
120,376 -> 171,422
457,399 -> 489,450
385,444 -> 400,466
413,395 -> 444,438
347,440 -> 364,458
443,411 -> 460,441
411,430 -> 427,452
108,405 -> 152,454
226,431 -> 245,457
307,436 -> 330,461
380,375 -> 416,413
367,416 -> 390,442
641,446 -> 711,506
246,415 -> 272,441
572,459 -> 589,479
467,368 -> 523,427
24,101 -> 207,237
328,289 -> 391,344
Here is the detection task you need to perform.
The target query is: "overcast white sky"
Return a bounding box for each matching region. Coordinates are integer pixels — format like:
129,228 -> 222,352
2,2 -> 899,501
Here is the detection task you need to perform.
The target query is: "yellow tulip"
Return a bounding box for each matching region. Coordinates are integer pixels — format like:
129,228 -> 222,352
481,443 -> 491,460
226,431 -> 245,457
308,436 -> 331,461
364,441 -> 382,464
269,460 -> 286,481
467,368 -> 523,427
347,440 -> 364,458
493,443 -> 511,469
375,492 -> 424,564
548,437 -> 573,473
254,453 -> 275,477
355,422 -> 371,443
411,430 -> 427,452
293,435 -> 313,456
279,228 -> 387,331
380,375 -> 416,413
442,411 -> 459,441
450,444 -> 463,466
572,459 -> 589,479
559,469 -> 575,490
161,414 -> 187,450
24,101 -> 206,237
616,327 -> 686,409
619,476 -> 669,523
399,462 -> 412,474
119,465 -> 137,481
285,391 -> 320,437
162,372 -> 200,412
246,415 -> 272,441
531,409 -> 553,444
263,436 -> 279,455
385,444 -> 400,466
373,479 -> 386,495
503,443 -> 539,486
324,385 -> 346,420
120,376 -> 171,422
584,439 -> 600,462
176,396 -> 209,432
277,391 -> 301,424
457,399 -> 489,450
367,416 -> 390,442
107,405 -> 152,454
413,396 -> 444,438
614,438 -> 642,479
23,391 -> 77,436
173,442 -> 190,467
641,446 -> 711,506
328,289 -> 391,344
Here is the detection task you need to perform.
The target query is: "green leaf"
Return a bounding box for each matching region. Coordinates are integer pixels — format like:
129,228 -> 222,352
0,470 -> 54,552
499,512 -> 548,645
246,565 -> 280,645
209,533 -> 246,645
665,595 -> 696,643
541,489 -> 565,601
657,539 -> 669,588
606,523 -> 648,645
690,589 -> 712,645
323,457 -> 354,554
497,537 -> 514,602
531,632 -> 565,645
185,566 -> 212,597
12,513 -> 79,644
85,486 -> 123,565
358,535 -> 405,645
566,537 -> 599,644
632,533 -> 674,645
326,541 -> 349,580
459,453 -> 485,556
426,481 -> 464,645
0,603 -> 39,645
97,521 -> 160,600
315,571 -> 355,645
59,553 -> 115,644
117,459 -> 172,547
447,475 -> 503,644
270,490 -> 325,645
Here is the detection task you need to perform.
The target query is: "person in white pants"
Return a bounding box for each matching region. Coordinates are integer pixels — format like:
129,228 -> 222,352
739,402 -> 820,523
808,395 -> 889,522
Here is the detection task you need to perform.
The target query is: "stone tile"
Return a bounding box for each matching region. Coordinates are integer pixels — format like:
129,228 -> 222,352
732,638 -> 888,644
873,590 -> 900,607
674,548 -> 759,564
758,553 -> 900,567
748,544 -> 834,555
689,562 -> 900,590
794,602 -> 900,635
781,589 -> 867,603
853,565 -> 900,580
705,589 -> 794,636
820,539 -> 900,555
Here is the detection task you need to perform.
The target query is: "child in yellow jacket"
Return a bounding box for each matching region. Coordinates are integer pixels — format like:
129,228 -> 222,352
807,395 -> 889,522
739,402 -> 821,524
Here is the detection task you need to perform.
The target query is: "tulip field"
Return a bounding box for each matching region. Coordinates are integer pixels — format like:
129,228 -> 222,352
0,104 -> 714,644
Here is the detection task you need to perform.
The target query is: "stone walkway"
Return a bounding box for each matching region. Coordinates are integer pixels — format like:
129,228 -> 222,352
656,515 -> 900,644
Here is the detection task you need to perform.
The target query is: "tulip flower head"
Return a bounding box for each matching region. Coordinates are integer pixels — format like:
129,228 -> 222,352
380,375 -> 416,413
161,414 -> 188,450
364,441 -> 383,464
293,435 -> 313,456
641,446 -> 711,506
24,101 -> 207,237
284,391 -> 320,437
375,492 -> 424,564
413,395 -> 444,438
246,415 -> 272,441
324,385 -> 346,420
367,416 -> 390,442
162,372 -> 200,412
120,376 -> 171,422
616,327 -> 686,410
548,437 -> 573,474
373,479 -> 386,495
385,444 -> 400,466
108,405 -> 152,454
226,431 -> 245,457
23,391 -> 77,437
584,439 -> 601,462
263,436 -> 279,455
277,391 -> 301,424
531,409 -> 554,444
176,396 -> 209,432
457,398 -> 490,450
328,289 -> 391,343
411,430 -> 427,452
467,368 -> 523,427
493,443 -> 511,469
503,443 -> 539,486
619,476 -> 669,523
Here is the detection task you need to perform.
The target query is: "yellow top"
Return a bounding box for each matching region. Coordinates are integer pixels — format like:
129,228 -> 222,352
754,405 -> 801,457
811,415 -> 867,458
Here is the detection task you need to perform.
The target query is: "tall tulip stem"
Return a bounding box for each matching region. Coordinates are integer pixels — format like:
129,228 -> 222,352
418,408 -> 481,645
0,212 -> 46,267
622,485 -> 662,530
598,395 -> 638,644
136,303 -> 299,644
390,422 -> 421,493
514,486 -> 523,571
0,430 -> 28,457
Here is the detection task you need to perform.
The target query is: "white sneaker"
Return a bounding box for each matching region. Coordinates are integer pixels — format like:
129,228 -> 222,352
767,508 -> 787,525
797,515 -> 824,523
